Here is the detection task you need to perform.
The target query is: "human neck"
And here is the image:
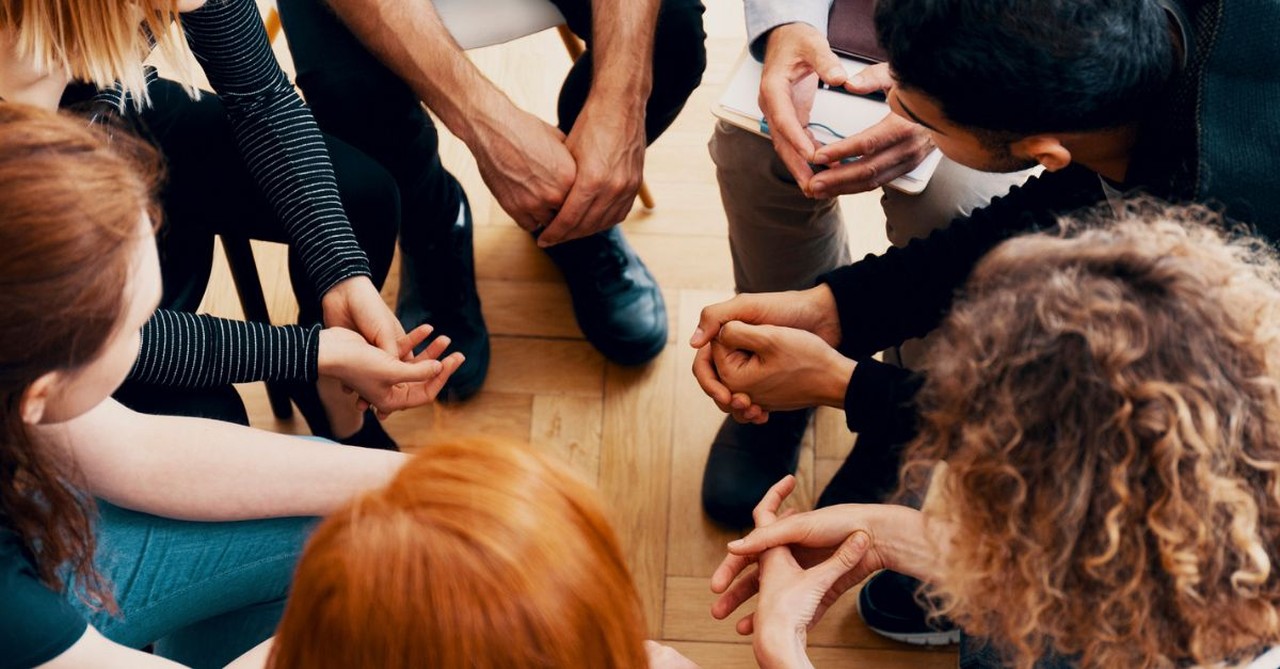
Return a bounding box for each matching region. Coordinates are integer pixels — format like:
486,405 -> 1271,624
0,35 -> 70,111
1062,124 -> 1140,184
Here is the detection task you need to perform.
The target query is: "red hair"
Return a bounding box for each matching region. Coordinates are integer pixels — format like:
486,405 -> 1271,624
270,438 -> 649,668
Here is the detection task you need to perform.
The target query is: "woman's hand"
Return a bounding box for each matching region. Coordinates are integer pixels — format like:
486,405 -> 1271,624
711,478 -> 887,636
318,324 -> 464,418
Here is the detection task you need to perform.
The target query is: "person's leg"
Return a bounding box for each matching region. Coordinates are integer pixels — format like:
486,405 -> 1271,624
112,383 -> 251,426
549,0 -> 707,143
699,122 -> 853,529
139,77 -> 400,319
72,503 -> 317,669
519,0 -> 707,366
277,0 -> 488,400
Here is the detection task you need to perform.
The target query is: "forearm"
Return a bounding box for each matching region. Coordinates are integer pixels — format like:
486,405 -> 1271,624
588,0 -> 660,107
51,400 -> 403,521
184,0 -> 371,294
322,0 -> 515,145
129,311 -> 320,387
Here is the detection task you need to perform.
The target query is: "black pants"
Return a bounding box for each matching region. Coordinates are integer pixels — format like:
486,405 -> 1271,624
112,78 -> 400,421
276,0 -> 707,256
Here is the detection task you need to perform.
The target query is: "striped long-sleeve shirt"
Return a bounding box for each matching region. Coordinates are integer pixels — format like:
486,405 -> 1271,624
114,0 -> 374,388
131,312 -> 322,387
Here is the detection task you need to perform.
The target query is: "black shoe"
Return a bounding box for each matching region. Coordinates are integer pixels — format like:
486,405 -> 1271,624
700,409 -> 812,530
856,571 -> 960,646
288,383 -> 399,451
397,191 -> 490,402
542,227 -> 667,366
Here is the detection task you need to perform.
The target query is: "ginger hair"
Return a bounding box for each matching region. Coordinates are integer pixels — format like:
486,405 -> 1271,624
270,438 -> 650,669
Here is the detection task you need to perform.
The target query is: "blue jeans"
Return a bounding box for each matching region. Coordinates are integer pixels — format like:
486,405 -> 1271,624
68,502 -> 317,669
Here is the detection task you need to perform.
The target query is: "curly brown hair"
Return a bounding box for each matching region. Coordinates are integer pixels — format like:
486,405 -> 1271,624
903,202 -> 1280,669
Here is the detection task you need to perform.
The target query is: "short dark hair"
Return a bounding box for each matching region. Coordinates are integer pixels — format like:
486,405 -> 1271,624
875,0 -> 1176,135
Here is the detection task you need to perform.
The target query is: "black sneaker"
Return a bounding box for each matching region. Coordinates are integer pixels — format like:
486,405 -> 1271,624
541,227 -> 667,366
856,571 -> 960,646
701,409 -> 812,530
396,191 -> 490,401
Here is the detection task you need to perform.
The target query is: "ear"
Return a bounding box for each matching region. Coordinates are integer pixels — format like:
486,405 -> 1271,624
21,372 -> 60,425
1011,135 -> 1073,172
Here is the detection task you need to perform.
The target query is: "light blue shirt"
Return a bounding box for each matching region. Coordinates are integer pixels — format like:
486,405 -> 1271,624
744,0 -> 835,59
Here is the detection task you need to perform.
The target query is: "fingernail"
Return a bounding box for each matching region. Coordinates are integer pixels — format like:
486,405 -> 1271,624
849,72 -> 866,88
728,539 -> 744,549
813,152 -> 827,164
853,533 -> 868,550
691,327 -> 704,345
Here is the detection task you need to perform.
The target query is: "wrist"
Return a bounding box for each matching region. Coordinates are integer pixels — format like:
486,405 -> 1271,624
450,87 -> 523,147
824,356 -> 856,409
765,22 -> 825,59
316,329 -> 338,376
806,284 -> 842,346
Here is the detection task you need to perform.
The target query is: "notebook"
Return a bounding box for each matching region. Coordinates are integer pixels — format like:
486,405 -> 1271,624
712,49 -> 941,194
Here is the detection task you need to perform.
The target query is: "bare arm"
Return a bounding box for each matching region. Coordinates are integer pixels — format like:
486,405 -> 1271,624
39,399 -> 403,521
39,627 -> 270,669
536,0 -> 662,245
322,0 -> 576,230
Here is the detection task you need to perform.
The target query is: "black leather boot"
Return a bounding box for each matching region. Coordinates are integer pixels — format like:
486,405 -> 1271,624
542,227 -> 667,365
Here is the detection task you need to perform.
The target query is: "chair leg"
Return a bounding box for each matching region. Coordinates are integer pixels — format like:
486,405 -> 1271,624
555,24 -> 657,210
220,236 -> 295,420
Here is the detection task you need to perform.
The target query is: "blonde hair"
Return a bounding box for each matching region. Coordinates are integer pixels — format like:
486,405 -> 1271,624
269,438 -> 650,669
0,0 -> 195,107
904,202 -> 1280,668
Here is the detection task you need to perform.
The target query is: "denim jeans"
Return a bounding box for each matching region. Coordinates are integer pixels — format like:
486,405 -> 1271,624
68,503 -> 317,669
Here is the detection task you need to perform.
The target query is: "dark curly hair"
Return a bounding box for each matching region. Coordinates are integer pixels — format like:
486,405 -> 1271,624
904,203 -> 1280,668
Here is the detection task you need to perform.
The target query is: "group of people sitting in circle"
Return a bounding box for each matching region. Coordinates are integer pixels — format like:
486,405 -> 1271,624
2,0 -> 1280,667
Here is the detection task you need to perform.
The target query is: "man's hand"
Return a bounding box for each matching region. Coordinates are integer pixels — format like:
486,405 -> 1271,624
807,63 -> 935,198
759,22 -> 848,195
689,286 -> 842,423
317,325 -> 465,418
321,276 -> 405,356
470,108 -> 578,232
537,98 -> 646,246
710,322 -> 856,413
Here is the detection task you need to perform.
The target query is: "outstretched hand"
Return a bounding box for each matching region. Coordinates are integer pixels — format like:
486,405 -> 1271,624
318,324 -> 465,419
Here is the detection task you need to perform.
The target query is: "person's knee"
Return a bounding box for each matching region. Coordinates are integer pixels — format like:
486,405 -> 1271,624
330,140 -> 401,281
652,0 -> 708,100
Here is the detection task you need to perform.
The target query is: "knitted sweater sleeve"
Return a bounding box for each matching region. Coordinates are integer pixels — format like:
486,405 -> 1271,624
129,310 -> 320,387
819,165 -> 1105,359
180,0 -> 371,295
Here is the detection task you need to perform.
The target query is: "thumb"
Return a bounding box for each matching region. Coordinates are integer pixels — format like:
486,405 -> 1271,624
812,47 -> 848,88
716,321 -> 773,353
382,357 -> 444,383
845,62 -> 894,94
810,532 -> 871,591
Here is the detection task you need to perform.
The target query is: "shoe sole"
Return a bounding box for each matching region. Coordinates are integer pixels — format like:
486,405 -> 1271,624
855,590 -> 961,646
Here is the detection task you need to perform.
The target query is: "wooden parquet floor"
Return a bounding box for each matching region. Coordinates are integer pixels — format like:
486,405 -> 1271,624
194,2 -> 958,666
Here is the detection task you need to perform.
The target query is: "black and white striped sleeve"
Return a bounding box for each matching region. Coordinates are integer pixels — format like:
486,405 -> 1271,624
180,0 -> 372,296
129,310 -> 321,387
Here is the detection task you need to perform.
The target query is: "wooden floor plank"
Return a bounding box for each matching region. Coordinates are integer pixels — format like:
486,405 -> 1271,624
529,395 -> 603,486
600,348 -> 678,638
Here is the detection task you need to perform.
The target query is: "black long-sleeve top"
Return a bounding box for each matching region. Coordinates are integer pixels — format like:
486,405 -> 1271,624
822,165 -> 1109,438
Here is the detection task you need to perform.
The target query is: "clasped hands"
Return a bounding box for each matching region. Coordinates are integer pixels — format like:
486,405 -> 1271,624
320,276 -> 464,418
689,285 -> 855,424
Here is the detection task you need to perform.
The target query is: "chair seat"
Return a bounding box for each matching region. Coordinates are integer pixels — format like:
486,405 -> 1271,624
433,0 -> 566,49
